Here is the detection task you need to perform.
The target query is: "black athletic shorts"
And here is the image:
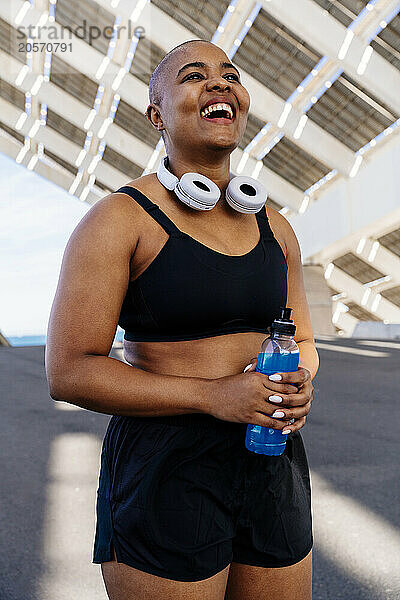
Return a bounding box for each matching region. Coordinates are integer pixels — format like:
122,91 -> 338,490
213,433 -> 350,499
92,412 -> 313,582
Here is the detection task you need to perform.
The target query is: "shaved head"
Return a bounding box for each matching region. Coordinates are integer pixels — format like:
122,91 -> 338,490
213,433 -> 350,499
146,39 -> 246,153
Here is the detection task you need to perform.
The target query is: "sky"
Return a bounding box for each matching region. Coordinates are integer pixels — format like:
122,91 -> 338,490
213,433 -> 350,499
0,152 -> 90,337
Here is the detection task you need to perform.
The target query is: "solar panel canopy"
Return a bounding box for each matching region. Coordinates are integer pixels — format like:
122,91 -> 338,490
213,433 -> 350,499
0,0 -> 399,336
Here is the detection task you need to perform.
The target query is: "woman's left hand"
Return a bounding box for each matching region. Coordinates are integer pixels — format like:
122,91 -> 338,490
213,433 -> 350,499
243,359 -> 313,434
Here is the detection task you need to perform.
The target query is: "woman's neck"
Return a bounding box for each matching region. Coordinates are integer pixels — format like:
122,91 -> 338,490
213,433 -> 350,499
166,152 -> 231,194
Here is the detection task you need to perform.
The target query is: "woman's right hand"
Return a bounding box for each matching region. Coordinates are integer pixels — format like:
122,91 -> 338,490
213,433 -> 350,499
206,369 -> 303,429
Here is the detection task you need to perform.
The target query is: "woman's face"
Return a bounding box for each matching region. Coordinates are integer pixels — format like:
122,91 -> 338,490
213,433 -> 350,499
156,42 -> 251,155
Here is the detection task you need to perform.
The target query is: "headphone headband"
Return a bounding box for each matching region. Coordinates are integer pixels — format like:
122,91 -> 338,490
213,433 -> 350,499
157,156 -> 178,190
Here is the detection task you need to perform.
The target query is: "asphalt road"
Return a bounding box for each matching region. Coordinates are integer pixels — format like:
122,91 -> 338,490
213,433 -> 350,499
0,337 -> 399,600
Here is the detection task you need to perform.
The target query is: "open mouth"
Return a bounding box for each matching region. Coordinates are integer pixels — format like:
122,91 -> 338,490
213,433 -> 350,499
200,102 -> 235,123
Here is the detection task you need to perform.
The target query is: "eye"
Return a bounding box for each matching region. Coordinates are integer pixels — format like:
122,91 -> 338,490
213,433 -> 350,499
184,72 -> 240,82
184,72 -> 203,80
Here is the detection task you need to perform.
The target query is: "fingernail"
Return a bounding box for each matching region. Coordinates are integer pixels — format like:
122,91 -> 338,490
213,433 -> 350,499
272,411 -> 285,418
269,395 -> 283,403
244,364 -> 252,373
269,373 -> 282,381
282,428 -> 291,435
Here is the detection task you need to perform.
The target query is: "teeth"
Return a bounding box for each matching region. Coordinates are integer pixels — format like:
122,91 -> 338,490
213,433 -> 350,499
200,102 -> 233,119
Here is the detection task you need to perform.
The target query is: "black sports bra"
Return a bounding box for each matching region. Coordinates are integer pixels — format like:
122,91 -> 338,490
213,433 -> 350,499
116,186 -> 288,342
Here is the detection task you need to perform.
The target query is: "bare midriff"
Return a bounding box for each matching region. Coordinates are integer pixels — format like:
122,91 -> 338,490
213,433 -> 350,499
123,332 -> 267,379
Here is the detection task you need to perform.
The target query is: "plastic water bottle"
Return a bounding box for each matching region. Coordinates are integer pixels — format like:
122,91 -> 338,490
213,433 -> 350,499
245,307 -> 299,456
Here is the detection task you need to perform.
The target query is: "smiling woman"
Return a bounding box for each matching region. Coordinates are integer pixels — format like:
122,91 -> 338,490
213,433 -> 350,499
145,40 -> 250,159
45,39 -> 318,600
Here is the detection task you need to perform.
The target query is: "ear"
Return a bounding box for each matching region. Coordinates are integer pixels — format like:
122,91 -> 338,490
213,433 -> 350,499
145,104 -> 164,131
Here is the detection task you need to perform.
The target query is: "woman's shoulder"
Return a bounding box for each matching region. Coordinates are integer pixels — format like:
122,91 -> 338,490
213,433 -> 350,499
107,173 -> 170,218
85,175 -> 155,227
67,175 -> 155,259
106,174 -> 154,209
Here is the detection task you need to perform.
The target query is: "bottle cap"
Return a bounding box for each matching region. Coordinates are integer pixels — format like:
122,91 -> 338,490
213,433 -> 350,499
271,307 -> 296,336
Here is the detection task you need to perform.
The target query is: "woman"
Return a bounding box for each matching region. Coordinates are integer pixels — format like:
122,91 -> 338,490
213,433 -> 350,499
45,39 -> 319,600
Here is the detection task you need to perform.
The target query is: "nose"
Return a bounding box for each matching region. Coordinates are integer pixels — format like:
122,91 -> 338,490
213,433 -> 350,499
206,75 -> 232,92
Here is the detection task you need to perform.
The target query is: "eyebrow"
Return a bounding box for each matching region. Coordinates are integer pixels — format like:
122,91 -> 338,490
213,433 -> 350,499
176,61 -> 240,78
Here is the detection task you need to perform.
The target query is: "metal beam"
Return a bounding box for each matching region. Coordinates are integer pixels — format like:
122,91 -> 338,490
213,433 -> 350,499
230,148 -> 303,209
325,264 -> 400,322
310,206 -> 400,266
215,0 -> 257,52
262,0 -> 400,115
0,97 -> 82,164
0,82 -> 302,211
92,0 -> 355,174
27,0 -> 48,161
355,238 -> 400,285
0,49 -> 303,211
77,14 -> 134,199
0,128 -> 102,205
331,301 -> 359,335
0,99 -> 129,198
240,72 -> 354,174
352,0 -> 399,46
349,237 -> 400,294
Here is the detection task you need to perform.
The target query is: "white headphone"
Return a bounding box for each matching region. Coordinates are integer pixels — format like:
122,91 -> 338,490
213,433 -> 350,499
156,156 -> 268,214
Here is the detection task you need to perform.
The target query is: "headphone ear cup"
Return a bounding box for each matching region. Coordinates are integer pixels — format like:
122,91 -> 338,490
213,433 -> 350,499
175,172 -> 221,211
226,176 -> 267,214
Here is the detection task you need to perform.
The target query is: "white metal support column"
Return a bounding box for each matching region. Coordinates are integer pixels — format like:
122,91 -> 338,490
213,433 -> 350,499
76,17 -> 133,198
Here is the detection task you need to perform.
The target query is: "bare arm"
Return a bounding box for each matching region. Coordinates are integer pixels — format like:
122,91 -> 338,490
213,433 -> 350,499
297,340 -> 319,381
270,208 -> 320,381
45,193 -> 212,416
229,209 -> 319,435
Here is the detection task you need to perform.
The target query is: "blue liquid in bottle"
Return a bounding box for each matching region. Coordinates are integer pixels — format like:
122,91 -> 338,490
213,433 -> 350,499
245,307 -> 299,456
